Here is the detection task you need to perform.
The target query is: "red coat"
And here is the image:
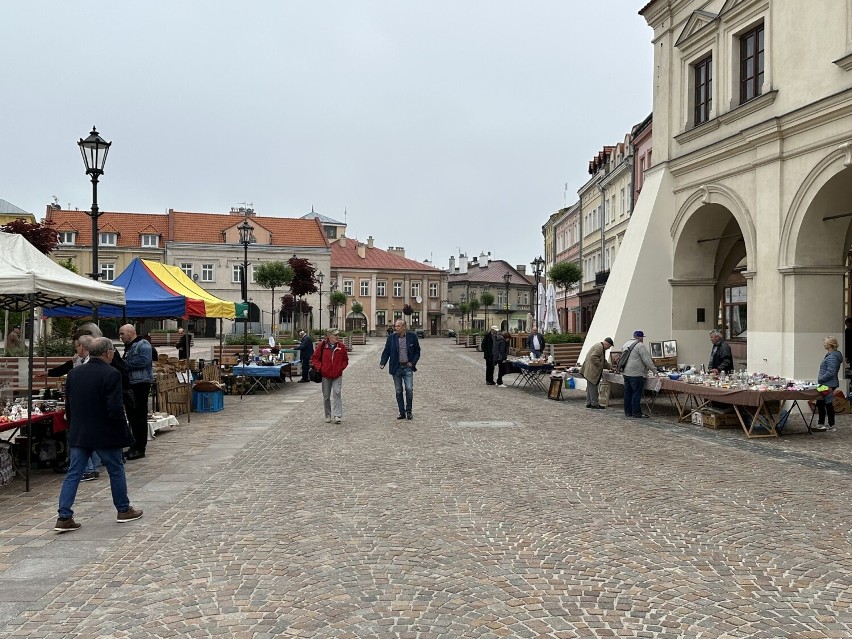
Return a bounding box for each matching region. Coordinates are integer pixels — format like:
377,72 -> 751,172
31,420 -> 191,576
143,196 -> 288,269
310,340 -> 348,379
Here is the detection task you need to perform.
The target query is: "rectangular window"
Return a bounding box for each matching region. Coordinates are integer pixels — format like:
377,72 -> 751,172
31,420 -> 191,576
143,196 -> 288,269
57,231 -> 76,245
429,282 -> 438,298
393,281 -> 403,297
180,263 -> 193,278
98,232 -> 117,246
393,310 -> 402,322
141,234 -> 159,247
694,54 -> 712,125
360,280 -> 370,296
411,281 -> 421,298
324,225 -> 337,239
376,310 -> 386,326
740,24 -> 764,104
376,281 -> 387,297
620,188 -> 626,217
497,291 -> 506,306
411,312 -> 421,326
100,262 -> 115,282
232,265 -> 243,284
201,263 -> 214,282
343,280 -> 353,295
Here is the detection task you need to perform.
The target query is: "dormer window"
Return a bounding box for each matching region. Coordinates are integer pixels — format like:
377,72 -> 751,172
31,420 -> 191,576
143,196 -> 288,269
98,232 -> 117,246
57,231 -> 76,245
141,233 -> 159,247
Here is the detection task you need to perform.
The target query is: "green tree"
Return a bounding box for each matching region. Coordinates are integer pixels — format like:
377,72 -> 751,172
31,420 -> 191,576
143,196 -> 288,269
329,290 -> 347,328
467,298 -> 480,331
457,301 -> 469,331
548,261 -> 583,331
480,291 -> 494,330
255,261 -> 293,333
351,301 -> 363,315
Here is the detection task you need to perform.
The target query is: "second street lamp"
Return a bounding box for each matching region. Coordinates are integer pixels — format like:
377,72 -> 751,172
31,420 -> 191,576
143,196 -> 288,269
502,272 -> 512,331
78,126 -> 111,323
238,217 -> 256,369
531,255 -> 544,328
317,271 -> 325,333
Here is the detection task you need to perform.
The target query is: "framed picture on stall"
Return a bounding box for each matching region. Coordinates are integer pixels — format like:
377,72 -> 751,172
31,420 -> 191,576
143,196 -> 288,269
663,340 -> 678,357
650,342 -> 663,358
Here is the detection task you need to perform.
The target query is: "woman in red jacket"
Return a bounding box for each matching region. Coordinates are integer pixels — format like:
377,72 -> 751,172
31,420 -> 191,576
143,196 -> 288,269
310,329 -> 349,424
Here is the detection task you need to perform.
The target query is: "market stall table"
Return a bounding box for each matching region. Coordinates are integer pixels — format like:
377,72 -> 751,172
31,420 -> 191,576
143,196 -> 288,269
601,372 -> 662,413
147,414 -> 179,440
232,363 -> 294,395
510,360 -> 555,392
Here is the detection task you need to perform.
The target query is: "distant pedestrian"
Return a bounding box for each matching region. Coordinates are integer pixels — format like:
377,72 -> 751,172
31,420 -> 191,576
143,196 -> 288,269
619,330 -> 656,419
120,324 -> 154,460
580,337 -> 613,409
310,329 -> 349,423
493,330 -> 509,387
380,319 -> 421,419
526,325 -> 544,358
176,328 -> 189,360
5,325 -> 25,356
297,330 -> 314,382
482,326 -> 498,385
54,337 -> 143,533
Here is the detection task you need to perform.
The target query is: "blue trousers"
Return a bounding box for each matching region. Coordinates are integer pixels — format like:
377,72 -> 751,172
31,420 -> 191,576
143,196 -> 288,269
393,367 -> 414,414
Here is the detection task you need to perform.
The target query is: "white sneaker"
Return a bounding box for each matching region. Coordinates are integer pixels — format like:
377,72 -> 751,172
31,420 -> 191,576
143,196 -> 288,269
325,417 -> 332,423
334,417 -> 342,424
812,424 -> 828,431
826,424 -> 836,431
498,384 -> 507,388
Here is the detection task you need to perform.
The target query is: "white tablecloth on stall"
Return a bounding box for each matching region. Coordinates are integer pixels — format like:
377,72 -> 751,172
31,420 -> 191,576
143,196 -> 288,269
147,414 -> 179,440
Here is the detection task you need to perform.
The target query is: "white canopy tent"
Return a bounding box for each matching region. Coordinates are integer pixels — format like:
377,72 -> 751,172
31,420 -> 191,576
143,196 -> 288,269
0,232 -> 125,491
536,282 -> 546,329
544,283 -> 561,334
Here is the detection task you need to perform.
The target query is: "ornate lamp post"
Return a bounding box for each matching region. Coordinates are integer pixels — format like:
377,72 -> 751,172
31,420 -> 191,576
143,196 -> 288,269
316,271 -> 325,333
238,218 -> 256,366
531,255 -> 544,328
502,272 -> 512,331
78,126 -> 111,322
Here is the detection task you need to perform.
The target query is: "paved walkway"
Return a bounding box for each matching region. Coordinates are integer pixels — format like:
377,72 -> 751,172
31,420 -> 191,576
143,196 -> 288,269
0,338 -> 849,638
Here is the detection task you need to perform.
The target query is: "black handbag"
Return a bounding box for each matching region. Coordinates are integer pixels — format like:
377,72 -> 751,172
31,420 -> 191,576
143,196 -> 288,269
309,366 -> 322,383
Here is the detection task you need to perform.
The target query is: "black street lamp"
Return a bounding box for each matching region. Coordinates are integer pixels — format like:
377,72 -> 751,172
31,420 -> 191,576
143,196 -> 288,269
238,217 -> 256,368
78,126 -> 111,323
502,272 -> 512,331
316,271 -> 325,333
531,255 -> 544,328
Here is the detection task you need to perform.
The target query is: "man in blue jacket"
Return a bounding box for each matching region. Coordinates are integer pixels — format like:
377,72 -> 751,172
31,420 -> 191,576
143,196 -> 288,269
380,319 -> 421,420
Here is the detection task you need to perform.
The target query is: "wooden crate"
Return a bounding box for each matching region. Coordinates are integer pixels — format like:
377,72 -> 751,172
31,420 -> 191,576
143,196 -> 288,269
700,410 -> 741,429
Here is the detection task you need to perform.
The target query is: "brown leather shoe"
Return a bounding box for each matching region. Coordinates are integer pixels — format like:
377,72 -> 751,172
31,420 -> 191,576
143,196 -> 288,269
116,507 -> 144,523
54,517 -> 81,533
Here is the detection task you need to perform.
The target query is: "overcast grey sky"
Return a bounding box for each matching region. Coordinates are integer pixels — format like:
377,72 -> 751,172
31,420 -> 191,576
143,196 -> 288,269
3,1 -> 652,271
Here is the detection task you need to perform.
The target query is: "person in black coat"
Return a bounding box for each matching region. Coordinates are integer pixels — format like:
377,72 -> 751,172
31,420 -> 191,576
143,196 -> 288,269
176,328 -> 189,360
297,330 -> 315,382
482,326 -> 498,385
54,337 -> 143,533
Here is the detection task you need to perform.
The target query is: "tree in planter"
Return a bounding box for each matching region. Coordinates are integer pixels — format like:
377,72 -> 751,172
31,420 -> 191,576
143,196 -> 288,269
287,257 -> 318,331
457,301 -> 469,332
467,298 -> 480,331
548,261 -> 583,332
255,261 -> 293,335
480,291 -> 494,331
279,294 -> 295,333
329,290 -> 347,330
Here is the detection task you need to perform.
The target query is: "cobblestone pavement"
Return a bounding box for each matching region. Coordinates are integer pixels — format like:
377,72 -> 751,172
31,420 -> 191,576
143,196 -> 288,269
0,338 -> 850,638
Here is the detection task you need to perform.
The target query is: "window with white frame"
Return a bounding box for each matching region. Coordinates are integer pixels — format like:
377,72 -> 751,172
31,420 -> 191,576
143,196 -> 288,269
98,232 -> 116,246
393,281 -> 403,297
620,188 -> 626,217
376,281 -> 387,297
360,280 -> 370,296
201,263 -> 214,282
180,263 -> 193,278
232,265 -> 242,283
100,263 -> 115,282
497,291 -> 506,306
411,311 -> 420,326
343,280 -> 353,295
376,310 -> 386,326
429,282 -> 438,298
57,231 -> 76,245
141,234 -> 159,248
393,310 -> 402,321
411,281 -> 421,298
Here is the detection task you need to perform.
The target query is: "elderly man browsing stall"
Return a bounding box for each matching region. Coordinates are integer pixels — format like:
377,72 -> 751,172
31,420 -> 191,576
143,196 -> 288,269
580,337 -> 614,409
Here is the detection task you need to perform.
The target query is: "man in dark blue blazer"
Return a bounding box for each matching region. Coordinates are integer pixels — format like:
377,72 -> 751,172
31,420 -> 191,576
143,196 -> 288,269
297,330 -> 314,382
54,337 -> 143,533
379,319 -> 421,420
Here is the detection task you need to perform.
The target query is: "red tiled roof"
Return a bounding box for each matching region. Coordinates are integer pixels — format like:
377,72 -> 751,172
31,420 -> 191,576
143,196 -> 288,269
331,240 -> 441,272
43,208 -> 329,249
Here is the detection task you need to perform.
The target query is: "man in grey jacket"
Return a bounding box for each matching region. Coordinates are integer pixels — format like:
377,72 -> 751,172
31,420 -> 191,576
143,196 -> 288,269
619,330 -> 657,419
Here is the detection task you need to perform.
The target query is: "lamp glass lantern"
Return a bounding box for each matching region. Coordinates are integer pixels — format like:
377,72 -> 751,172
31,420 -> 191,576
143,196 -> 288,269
78,126 -> 111,176
531,255 -> 544,327
502,272 -> 512,331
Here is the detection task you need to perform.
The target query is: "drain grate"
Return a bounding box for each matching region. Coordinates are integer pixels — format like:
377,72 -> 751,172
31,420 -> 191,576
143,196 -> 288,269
450,421 -> 519,428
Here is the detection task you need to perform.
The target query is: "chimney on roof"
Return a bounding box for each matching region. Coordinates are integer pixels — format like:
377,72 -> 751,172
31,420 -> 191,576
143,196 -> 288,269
367,236 -> 374,248
357,242 -> 366,259
339,236 -> 347,248
459,254 -> 468,274
479,251 -> 489,267
449,255 -> 456,272
388,247 -> 405,257
516,265 -> 526,274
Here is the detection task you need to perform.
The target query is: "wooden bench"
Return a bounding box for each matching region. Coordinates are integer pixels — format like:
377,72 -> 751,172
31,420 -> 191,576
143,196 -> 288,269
547,343 -> 584,367
214,345 -> 258,364
148,333 -> 194,348
0,356 -> 70,396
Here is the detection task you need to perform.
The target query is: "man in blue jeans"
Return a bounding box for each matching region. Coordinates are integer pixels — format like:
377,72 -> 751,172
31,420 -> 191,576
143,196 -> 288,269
379,319 -> 421,420
618,330 -> 657,419
54,337 -> 143,533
